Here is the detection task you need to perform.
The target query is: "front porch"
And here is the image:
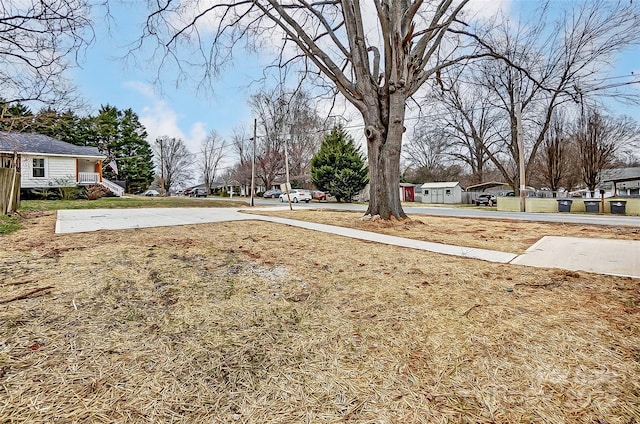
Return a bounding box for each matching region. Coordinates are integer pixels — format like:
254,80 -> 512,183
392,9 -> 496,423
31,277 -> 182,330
78,172 -> 101,184
78,172 -> 124,197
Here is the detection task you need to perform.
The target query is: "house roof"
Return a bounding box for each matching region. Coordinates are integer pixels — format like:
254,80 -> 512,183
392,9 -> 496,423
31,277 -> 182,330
466,181 -> 510,192
420,181 -> 461,189
599,167 -> 640,184
0,132 -> 104,158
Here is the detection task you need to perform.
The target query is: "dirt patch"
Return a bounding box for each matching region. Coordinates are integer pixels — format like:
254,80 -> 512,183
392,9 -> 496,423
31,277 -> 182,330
0,211 -> 639,423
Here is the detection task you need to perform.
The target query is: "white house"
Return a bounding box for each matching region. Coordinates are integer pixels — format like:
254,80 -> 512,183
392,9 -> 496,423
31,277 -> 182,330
0,132 -> 123,196
420,182 -> 463,204
598,167 -> 640,197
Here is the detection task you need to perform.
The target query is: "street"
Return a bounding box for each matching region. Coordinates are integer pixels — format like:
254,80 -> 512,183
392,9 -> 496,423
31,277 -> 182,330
250,197 -> 640,227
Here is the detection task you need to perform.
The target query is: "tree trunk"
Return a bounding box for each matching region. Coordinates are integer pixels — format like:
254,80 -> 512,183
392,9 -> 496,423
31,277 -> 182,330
364,93 -> 407,220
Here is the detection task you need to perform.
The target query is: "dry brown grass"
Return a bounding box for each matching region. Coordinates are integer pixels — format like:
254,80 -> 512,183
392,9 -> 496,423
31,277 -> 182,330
1,211 -> 639,423
247,208 -> 640,253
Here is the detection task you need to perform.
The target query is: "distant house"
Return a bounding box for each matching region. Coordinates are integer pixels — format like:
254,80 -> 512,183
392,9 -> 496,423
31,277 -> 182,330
598,167 -> 640,197
0,132 -> 123,196
421,182 -> 463,204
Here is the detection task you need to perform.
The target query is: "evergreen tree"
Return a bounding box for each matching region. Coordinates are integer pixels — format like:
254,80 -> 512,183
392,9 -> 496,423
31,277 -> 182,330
0,100 -> 34,132
311,126 -> 368,202
115,109 -> 154,193
32,108 -> 96,146
94,105 -> 154,192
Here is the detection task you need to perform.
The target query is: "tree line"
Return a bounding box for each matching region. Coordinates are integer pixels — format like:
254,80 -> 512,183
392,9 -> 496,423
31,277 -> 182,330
0,94 -> 369,201
0,102 -> 154,194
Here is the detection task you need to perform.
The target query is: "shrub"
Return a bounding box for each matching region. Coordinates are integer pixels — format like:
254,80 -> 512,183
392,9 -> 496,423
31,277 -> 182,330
59,186 -> 81,200
85,184 -> 110,200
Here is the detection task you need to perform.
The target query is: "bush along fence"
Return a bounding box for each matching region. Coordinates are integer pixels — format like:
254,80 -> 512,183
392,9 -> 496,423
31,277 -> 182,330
0,168 -> 20,215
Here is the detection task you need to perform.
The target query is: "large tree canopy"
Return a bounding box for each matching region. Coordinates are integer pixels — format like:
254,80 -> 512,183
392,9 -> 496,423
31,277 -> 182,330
140,0 -> 640,218
140,0 -> 499,219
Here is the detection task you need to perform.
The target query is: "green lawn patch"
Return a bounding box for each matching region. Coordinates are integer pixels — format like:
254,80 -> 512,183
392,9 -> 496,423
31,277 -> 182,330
20,196 -> 249,211
0,214 -> 21,235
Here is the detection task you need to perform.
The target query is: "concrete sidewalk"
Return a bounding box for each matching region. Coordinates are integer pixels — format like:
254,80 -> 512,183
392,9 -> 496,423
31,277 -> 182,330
511,236 -> 640,279
55,207 -> 639,278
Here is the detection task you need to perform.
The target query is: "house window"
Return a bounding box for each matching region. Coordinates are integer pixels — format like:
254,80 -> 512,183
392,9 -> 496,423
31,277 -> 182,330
424,190 -> 429,194
446,189 -> 451,195
33,158 -> 45,178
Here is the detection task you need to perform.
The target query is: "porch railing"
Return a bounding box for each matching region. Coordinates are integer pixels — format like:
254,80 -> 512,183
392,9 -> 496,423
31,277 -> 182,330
77,172 -> 124,197
78,172 -> 100,184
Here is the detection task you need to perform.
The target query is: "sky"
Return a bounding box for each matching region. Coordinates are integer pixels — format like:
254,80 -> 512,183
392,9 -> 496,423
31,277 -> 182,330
70,0 -> 640,169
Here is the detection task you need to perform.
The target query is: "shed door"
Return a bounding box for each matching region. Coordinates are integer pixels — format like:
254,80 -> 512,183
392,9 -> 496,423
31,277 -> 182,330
403,187 -> 414,202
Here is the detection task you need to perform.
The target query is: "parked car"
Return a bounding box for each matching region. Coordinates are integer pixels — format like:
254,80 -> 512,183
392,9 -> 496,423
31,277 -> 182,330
279,189 -> 312,203
263,189 -> 283,198
142,189 -> 159,197
312,190 -> 327,201
189,188 -> 207,197
475,194 -> 496,206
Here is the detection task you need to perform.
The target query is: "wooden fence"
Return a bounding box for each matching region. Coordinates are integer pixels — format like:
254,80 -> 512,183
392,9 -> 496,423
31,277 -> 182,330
0,168 -> 20,215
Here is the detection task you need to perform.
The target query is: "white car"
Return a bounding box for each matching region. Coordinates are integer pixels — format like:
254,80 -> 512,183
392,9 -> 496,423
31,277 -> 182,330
279,189 -> 312,203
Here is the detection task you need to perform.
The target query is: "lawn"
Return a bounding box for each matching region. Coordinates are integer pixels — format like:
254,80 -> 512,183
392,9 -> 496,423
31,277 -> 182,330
19,195 -> 248,211
0,196 -> 248,235
0,214 -> 20,235
1,210 -> 639,423
247,208 -> 640,254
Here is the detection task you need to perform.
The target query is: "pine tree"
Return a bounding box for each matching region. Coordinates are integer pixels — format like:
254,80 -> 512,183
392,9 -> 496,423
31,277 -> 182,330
115,109 -> 154,193
311,126 -> 368,202
0,100 -> 34,132
94,105 -> 154,193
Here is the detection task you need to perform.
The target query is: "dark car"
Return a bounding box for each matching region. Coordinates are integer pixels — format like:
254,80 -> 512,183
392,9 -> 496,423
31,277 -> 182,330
189,188 -> 207,197
263,189 -> 283,198
475,194 -> 497,206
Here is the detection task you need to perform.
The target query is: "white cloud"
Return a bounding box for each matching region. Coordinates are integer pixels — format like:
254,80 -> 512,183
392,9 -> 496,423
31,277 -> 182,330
464,0 -> 512,21
125,81 -> 207,154
123,81 -> 156,98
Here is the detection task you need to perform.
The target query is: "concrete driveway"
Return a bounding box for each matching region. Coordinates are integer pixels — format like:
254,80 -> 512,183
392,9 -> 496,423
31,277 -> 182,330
55,207 -> 640,278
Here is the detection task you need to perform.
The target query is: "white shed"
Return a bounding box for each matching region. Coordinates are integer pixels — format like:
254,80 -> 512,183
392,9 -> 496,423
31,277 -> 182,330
420,182 -> 463,204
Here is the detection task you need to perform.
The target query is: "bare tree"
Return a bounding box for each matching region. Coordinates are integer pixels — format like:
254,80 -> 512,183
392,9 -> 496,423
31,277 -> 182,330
249,88 -> 323,188
537,111 -> 570,194
402,123 -> 460,183
230,127 -> 254,190
0,0 -> 93,111
153,136 -> 192,195
574,108 -> 639,196
471,0 -> 640,193
249,91 -> 286,190
282,91 -> 323,185
140,1 -> 512,219
404,124 -> 449,171
199,131 -> 227,194
424,69 -> 501,185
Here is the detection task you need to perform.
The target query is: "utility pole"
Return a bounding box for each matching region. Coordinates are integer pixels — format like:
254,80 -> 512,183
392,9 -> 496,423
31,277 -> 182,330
159,138 -> 165,196
515,75 -> 526,212
283,136 -> 292,211
250,119 -> 256,207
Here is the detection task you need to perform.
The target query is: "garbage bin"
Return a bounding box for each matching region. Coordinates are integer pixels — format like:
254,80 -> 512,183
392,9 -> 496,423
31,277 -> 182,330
583,200 -> 600,213
609,200 -> 627,215
556,199 -> 573,212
